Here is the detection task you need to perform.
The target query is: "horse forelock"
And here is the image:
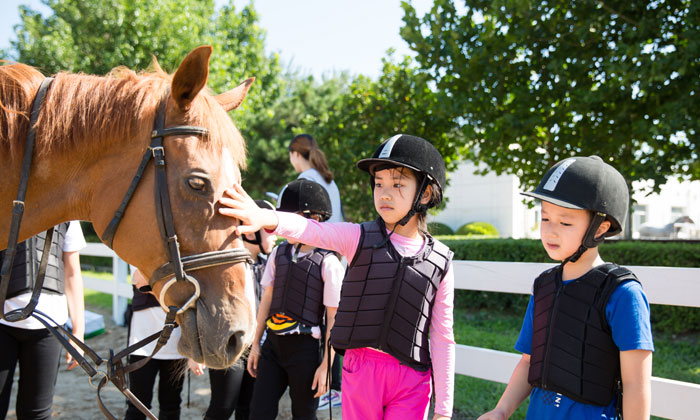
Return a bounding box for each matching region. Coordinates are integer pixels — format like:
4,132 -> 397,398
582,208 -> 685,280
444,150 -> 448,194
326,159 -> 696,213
0,61 -> 247,173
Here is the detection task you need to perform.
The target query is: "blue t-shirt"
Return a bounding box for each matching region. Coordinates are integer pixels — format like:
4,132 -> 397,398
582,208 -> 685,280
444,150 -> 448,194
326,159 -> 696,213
515,273 -> 654,420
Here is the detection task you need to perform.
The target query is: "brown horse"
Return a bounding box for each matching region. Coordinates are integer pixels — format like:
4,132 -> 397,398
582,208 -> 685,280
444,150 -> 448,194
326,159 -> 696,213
0,46 -> 255,369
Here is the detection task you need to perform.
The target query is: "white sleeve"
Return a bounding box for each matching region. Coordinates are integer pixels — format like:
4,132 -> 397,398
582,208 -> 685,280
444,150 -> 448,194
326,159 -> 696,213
62,221 -> 87,252
322,254 -> 345,308
260,246 -> 278,289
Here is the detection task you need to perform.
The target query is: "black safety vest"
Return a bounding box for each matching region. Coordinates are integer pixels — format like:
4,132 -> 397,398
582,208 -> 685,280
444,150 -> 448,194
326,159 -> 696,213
0,223 -> 68,298
528,263 -> 640,406
330,219 -> 453,371
131,286 -> 161,311
269,242 -> 331,327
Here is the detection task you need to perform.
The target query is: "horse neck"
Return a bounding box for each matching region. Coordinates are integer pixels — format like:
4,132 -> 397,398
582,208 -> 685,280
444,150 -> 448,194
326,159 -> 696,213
0,113 -> 151,246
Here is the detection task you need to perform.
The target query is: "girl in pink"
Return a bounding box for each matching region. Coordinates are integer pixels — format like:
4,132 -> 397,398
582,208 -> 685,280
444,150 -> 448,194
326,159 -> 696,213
220,134 -> 455,420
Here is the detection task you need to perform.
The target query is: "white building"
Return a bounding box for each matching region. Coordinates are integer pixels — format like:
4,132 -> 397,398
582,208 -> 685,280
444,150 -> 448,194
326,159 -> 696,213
431,161 -> 700,239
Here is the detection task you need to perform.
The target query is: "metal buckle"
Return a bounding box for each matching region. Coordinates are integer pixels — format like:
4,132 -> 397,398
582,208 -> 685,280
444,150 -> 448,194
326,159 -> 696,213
158,275 -> 201,315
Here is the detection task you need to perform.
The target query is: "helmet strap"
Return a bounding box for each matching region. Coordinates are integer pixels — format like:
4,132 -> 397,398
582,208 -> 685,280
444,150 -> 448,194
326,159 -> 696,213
242,231 -> 266,255
562,212 -> 607,265
291,242 -> 303,263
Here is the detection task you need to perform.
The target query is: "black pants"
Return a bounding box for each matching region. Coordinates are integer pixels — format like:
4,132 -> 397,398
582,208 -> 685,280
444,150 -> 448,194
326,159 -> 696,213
124,355 -> 186,420
249,333 -> 320,420
0,324 -> 62,420
204,357 -> 255,420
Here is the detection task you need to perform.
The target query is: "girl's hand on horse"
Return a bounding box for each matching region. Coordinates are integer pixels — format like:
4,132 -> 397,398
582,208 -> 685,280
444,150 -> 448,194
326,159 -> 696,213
187,359 -> 206,376
219,183 -> 278,234
247,342 -> 261,378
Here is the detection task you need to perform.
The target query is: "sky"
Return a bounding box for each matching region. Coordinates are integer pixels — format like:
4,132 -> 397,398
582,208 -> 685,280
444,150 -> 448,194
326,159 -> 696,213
0,0 -> 433,79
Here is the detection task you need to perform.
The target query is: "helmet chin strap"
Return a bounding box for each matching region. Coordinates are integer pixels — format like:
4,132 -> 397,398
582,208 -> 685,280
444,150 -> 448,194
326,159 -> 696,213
241,231 -> 267,255
562,212 -> 607,265
373,176 -> 430,249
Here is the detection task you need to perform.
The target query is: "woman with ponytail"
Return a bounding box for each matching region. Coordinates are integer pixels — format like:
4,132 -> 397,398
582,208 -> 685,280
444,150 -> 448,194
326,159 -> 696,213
288,134 -> 344,223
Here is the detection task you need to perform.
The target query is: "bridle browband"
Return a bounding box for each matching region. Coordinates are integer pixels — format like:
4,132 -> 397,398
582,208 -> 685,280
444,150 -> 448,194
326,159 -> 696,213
1,78 -> 252,420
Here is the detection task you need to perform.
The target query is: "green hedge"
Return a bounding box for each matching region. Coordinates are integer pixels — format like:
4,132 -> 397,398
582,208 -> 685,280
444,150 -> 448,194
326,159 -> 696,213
438,238 -> 700,334
456,221 -> 499,237
427,222 -> 454,235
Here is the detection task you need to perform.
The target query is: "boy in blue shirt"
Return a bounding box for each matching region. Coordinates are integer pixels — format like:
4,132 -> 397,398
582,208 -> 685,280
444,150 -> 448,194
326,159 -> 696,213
479,156 -> 654,420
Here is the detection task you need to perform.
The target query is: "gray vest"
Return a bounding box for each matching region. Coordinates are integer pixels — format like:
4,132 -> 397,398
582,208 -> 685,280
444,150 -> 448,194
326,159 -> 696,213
269,242 -> 331,326
0,223 -> 68,298
330,219 -> 452,371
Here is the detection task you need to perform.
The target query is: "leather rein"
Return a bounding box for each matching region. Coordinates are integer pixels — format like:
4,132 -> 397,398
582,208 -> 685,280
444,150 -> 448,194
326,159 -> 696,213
0,78 -> 252,420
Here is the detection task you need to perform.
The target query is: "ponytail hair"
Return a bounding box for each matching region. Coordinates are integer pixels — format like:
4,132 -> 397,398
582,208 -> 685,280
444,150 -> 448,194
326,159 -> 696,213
289,134 -> 334,183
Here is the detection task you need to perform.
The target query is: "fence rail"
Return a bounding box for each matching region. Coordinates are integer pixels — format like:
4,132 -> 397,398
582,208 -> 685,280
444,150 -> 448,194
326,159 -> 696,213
81,244 -> 700,419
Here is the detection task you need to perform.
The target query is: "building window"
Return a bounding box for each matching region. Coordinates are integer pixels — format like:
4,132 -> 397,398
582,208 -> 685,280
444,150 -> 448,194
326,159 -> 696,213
633,204 -> 647,227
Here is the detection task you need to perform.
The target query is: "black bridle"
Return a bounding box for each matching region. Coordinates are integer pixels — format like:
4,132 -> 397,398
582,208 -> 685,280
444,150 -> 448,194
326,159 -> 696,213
1,78 -> 252,419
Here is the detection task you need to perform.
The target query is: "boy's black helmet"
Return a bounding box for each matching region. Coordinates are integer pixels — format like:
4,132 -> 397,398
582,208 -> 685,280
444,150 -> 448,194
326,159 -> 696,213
356,134 -> 446,207
277,179 -> 332,221
522,156 -> 628,236
522,156 -> 629,263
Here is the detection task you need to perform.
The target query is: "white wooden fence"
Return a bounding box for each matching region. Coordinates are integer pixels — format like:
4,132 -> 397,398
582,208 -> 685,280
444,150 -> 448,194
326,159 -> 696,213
82,245 -> 700,419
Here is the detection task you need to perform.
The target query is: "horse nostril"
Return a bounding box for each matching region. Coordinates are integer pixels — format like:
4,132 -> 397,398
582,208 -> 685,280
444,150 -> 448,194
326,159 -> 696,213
227,330 -> 245,356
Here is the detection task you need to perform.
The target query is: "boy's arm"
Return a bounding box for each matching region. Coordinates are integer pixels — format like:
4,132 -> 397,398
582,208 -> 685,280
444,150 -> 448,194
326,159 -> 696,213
247,285 -> 273,378
312,306 -> 337,397
620,349 -> 652,420
478,354 -> 533,420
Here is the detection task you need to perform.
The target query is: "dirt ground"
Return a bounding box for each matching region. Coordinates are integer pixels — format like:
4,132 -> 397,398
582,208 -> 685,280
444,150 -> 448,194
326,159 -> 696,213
6,305 -> 342,420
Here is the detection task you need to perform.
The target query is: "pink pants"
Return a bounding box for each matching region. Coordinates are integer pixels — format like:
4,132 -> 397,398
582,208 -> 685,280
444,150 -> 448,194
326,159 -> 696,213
341,348 -> 431,420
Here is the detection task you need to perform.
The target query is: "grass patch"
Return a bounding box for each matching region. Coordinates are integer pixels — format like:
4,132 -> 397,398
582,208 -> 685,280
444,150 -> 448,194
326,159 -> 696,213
82,270 -> 130,310
453,307 -> 700,419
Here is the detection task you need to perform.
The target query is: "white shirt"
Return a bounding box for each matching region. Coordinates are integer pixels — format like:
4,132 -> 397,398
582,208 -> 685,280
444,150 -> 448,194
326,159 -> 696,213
1,221 -> 86,329
298,168 -> 344,223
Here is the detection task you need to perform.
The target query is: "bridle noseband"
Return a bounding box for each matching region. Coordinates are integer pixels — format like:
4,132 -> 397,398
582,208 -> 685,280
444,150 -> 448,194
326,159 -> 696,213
1,78 -> 252,420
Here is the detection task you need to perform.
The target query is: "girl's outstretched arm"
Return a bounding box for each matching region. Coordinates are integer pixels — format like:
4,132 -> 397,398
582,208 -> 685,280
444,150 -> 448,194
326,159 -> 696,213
220,183 -> 279,234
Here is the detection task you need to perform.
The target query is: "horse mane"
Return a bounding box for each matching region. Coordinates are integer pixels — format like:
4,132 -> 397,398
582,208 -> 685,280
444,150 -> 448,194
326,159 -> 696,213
0,60 -> 246,169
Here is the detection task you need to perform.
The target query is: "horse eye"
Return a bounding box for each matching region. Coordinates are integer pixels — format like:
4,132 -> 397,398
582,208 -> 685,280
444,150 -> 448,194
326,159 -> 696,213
187,177 -> 207,191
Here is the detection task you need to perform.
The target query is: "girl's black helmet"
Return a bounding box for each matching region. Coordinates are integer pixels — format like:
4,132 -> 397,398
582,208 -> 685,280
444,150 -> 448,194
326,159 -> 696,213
277,179 -> 332,221
356,134 -> 446,207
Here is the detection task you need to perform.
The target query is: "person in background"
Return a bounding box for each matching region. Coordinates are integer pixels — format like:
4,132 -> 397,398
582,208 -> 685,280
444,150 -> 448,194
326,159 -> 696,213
204,199 -> 277,420
0,221 -> 86,420
125,269 -> 205,420
478,156 -> 653,420
288,133 -> 344,408
289,134 -> 344,223
220,134 -> 456,420
245,180 -> 344,420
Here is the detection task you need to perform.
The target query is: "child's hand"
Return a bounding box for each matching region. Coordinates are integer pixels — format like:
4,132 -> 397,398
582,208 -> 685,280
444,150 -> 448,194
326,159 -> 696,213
247,343 -> 261,377
477,409 -> 507,420
187,359 -> 206,376
219,183 -> 278,235
311,362 -> 329,398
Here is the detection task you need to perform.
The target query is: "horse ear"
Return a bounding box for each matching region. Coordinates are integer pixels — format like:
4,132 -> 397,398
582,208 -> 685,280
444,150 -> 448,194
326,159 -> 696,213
171,45 -> 213,112
215,78 -> 255,112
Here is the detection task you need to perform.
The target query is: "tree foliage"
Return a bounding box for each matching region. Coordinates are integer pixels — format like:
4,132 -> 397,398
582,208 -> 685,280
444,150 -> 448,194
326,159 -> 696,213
312,55 -> 463,221
401,0 -> 699,194
5,0 -> 281,126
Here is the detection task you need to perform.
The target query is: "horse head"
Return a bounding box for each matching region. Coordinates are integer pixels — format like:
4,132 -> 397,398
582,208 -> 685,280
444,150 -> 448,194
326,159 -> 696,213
88,47 -> 256,368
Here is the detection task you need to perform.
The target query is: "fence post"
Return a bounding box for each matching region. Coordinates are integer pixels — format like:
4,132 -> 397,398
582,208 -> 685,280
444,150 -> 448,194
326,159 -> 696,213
112,257 -> 129,326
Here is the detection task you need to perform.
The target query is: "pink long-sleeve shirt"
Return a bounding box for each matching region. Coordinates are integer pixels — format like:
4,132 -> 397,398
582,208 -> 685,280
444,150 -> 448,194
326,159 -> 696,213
272,212 -> 456,417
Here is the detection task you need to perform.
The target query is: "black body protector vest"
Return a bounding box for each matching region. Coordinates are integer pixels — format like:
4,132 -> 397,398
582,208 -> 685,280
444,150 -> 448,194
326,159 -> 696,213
0,223 -> 68,298
528,263 -> 640,406
269,242 -> 332,327
330,219 -> 453,371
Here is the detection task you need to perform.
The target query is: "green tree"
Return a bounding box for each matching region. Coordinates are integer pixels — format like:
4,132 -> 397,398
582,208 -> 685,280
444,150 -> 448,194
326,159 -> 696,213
4,0 -> 281,120
401,0 -> 699,195
313,55 -> 463,221
240,72 -> 351,200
